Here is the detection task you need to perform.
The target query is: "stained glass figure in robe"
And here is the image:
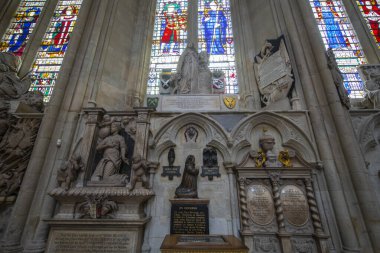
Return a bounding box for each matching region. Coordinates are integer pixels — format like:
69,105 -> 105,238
198,0 -> 238,94
0,1 -> 46,56
357,0 -> 380,47
309,0 -> 367,98
161,2 -> 187,54
202,0 -> 227,55
314,0 -> 350,48
30,0 -> 83,102
42,5 -> 79,53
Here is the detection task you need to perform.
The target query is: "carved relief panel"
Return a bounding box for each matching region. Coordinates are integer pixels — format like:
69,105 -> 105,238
236,131 -> 329,253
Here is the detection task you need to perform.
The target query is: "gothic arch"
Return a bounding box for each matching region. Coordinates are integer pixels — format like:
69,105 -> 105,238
149,113 -> 231,163
357,112 -> 380,153
231,111 -> 318,163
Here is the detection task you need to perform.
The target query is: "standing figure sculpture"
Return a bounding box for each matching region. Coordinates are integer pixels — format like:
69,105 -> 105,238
174,42 -> 198,94
91,121 -> 129,182
175,155 -> 199,198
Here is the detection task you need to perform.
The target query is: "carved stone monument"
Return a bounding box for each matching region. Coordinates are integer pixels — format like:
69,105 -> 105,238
254,36 -> 294,109
170,42 -> 212,95
357,64 -> 380,109
169,155 -> 210,235
47,109 -> 156,253
236,132 -> 330,253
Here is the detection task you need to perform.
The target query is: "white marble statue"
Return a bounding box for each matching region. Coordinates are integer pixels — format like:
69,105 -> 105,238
170,42 -> 213,94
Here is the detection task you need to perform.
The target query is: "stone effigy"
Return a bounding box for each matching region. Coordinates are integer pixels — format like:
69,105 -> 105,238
170,43 -> 213,95
175,155 -> 199,198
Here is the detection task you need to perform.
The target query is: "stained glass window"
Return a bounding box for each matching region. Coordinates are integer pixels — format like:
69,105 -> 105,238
30,0 -> 83,102
147,0 -> 188,95
198,0 -> 237,94
309,0 -> 367,98
356,0 -> 380,48
0,0 -> 46,56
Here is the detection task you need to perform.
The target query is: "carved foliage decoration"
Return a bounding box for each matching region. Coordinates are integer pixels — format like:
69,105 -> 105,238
0,117 -> 41,199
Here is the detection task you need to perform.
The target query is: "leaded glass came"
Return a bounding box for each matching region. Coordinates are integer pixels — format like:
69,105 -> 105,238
356,0 -> 380,48
198,0 -> 238,94
0,0 -> 46,56
148,0 -> 188,95
30,0 -> 83,102
309,0 -> 367,98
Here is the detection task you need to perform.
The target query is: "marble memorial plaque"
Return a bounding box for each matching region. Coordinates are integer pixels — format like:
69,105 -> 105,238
257,50 -> 288,89
171,203 -> 209,235
162,166 -> 181,180
46,230 -> 132,253
201,166 -> 221,180
161,95 -> 220,111
246,184 -> 275,225
280,185 -> 309,226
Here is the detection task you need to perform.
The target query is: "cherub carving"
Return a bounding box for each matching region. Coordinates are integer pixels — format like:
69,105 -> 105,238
127,155 -> 149,191
57,154 -> 84,190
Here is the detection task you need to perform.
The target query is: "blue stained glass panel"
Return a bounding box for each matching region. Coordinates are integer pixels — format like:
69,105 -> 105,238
0,0 -> 46,56
309,0 -> 367,98
198,0 -> 238,94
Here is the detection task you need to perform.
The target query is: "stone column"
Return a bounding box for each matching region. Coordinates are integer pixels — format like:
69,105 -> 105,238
277,0 -> 362,251
188,0 -> 198,49
134,108 -> 154,158
231,0 -> 261,109
1,1 -> 95,252
304,178 -> 329,253
224,162 -> 238,236
270,174 -> 292,253
142,162 -> 159,253
126,0 -> 156,109
296,0 -> 380,251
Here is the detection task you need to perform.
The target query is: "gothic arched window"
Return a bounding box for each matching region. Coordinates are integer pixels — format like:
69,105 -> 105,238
0,0 -> 46,56
309,0 -> 367,98
356,0 -> 380,48
0,0 -> 83,102
30,0 -> 83,102
147,0 -> 238,95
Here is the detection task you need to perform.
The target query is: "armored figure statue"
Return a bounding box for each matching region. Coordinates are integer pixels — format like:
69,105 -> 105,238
0,52 -> 31,99
175,155 -> 199,198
